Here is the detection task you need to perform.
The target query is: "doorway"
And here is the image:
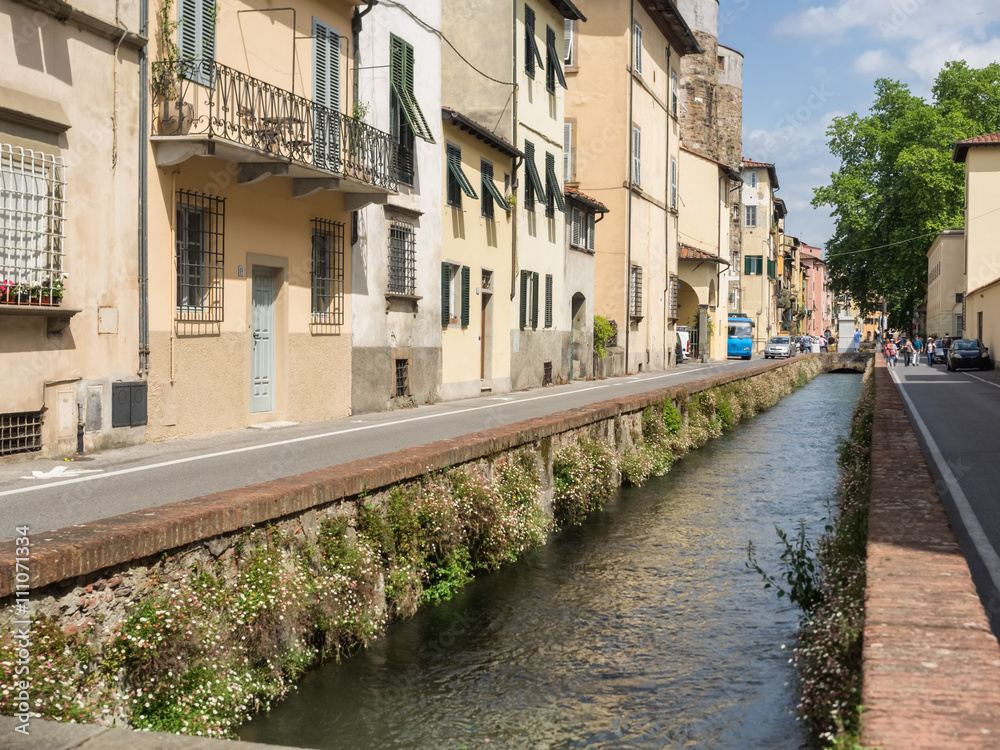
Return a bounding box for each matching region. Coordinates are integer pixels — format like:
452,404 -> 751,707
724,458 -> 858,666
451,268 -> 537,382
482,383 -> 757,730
251,267 -> 276,413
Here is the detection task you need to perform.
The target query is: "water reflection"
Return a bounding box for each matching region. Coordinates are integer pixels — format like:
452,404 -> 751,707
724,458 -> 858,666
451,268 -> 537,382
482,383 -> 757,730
240,375 -> 862,749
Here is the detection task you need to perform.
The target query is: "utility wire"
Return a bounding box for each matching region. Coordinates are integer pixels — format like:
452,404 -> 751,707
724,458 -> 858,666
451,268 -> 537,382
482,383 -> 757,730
380,0 -> 515,87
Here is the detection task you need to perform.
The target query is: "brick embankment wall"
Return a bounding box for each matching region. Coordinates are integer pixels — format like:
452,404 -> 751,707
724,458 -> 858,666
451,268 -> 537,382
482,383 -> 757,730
863,357 -> 1000,748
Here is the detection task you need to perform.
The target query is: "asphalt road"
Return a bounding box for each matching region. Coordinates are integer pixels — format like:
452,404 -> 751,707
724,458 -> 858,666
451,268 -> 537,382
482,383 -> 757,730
890,360 -> 1000,634
0,358 -> 768,542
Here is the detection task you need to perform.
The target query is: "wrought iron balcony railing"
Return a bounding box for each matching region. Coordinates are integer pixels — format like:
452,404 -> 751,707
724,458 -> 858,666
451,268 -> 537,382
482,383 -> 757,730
151,59 -> 397,192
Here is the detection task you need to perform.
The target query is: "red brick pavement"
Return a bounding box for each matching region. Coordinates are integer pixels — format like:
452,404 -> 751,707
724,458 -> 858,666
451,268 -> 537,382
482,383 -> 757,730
863,356 -> 1000,747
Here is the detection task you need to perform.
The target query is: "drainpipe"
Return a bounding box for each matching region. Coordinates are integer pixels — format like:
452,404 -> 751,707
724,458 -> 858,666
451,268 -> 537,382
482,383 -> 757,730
138,0 -> 149,375
511,3 -> 519,301
625,0 -> 634,372
664,42 -> 672,367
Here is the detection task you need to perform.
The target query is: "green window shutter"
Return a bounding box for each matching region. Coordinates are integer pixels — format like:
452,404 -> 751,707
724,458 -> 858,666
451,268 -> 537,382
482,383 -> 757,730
524,5 -> 544,78
390,35 -> 435,144
461,266 -> 470,326
313,18 -> 341,172
524,141 -> 546,209
441,263 -> 451,326
481,160 -> 508,214
178,0 -> 215,86
545,274 -> 553,328
545,152 -> 567,213
519,270 -> 529,329
546,26 -> 567,90
531,271 -> 539,329
446,144 -> 478,200
744,255 -> 752,275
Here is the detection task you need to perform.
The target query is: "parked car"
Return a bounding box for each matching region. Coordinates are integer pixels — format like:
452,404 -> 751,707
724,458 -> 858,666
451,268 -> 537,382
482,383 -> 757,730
676,326 -> 691,363
764,335 -> 795,359
946,339 -> 991,371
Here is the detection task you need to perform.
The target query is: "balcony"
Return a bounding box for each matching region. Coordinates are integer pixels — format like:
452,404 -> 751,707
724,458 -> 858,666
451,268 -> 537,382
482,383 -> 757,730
150,59 -> 397,197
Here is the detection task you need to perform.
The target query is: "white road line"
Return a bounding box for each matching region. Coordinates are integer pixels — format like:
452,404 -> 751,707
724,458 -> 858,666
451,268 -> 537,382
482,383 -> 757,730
892,369 -> 1000,596
0,367 -> 709,498
964,372 -> 1000,389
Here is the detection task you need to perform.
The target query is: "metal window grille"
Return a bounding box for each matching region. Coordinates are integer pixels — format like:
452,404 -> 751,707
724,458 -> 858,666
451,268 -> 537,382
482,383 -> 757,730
0,145 -> 66,304
175,190 -> 224,322
395,358 -> 409,397
669,273 -> 679,320
630,265 -> 643,317
311,218 -> 345,324
0,411 -> 43,457
544,273 -> 553,327
543,361 -> 553,386
388,219 -> 416,295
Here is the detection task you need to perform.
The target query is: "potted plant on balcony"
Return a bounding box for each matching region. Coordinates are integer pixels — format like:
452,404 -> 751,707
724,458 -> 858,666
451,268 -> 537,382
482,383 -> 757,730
152,0 -> 193,134
0,280 -> 13,304
39,274 -> 65,306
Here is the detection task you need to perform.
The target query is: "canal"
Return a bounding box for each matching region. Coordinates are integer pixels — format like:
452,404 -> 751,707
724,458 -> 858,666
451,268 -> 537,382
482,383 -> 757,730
239,373 -> 863,749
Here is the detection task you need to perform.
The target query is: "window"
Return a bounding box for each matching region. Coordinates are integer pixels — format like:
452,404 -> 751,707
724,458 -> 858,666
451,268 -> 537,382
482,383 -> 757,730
544,151 -> 566,218
564,19 -> 574,66
311,218 -> 345,324
669,274 -> 679,320
394,358 -> 409,397
0,144 -> 65,306
630,265 -> 643,318
544,273 -> 553,327
745,204 -> 757,227
446,143 -> 477,207
312,18 -> 341,173
481,159 -> 508,219
519,269 -> 539,329
747,171 -> 757,188
744,255 -> 763,275
524,140 -> 546,210
671,70 -> 679,117
524,5 -> 544,79
390,35 -> 434,184
633,22 -> 642,75
631,126 -> 641,186
175,190 -> 224,321
545,25 -> 567,93
563,122 -> 573,182
178,0 -> 216,86
441,262 -> 470,326
570,206 -> 596,251
0,411 -> 42,457
670,158 -> 678,210
388,219 -> 416,295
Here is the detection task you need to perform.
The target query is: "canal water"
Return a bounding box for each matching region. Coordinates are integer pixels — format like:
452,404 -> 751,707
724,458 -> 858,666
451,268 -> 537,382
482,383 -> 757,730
239,374 -> 863,750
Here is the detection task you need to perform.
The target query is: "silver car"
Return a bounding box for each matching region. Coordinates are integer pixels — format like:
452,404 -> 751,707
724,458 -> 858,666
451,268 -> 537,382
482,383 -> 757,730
764,335 -> 795,359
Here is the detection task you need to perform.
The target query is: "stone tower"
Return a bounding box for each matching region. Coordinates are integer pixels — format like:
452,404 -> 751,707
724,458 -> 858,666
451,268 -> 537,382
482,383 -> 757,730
675,0 -> 743,168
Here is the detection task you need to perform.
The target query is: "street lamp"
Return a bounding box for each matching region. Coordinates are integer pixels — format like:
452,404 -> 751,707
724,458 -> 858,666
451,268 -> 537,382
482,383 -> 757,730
755,309 -> 762,351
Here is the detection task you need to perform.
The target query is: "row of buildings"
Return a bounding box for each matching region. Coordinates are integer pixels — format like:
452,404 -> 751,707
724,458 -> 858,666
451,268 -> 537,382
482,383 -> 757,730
924,133 -> 1000,356
0,0 -> 829,459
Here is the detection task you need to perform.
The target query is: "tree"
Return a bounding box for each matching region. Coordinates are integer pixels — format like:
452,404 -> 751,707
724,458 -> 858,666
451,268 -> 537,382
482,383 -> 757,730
813,62 -> 1000,328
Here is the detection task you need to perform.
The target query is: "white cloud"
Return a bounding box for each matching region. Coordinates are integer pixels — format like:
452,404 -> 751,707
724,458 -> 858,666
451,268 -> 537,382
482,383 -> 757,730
853,49 -> 904,76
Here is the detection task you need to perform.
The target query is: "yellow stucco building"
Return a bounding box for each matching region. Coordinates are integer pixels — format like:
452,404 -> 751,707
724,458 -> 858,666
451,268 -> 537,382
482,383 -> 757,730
739,157 -> 781,351
925,229 -> 965,339
955,133 -> 1000,364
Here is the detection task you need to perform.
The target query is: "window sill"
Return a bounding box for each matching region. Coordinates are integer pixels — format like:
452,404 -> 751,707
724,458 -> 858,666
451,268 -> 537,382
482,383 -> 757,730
385,292 -> 422,302
0,304 -> 81,336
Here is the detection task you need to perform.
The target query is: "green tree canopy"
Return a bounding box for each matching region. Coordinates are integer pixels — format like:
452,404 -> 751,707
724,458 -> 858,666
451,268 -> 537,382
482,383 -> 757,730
813,61 -> 1000,327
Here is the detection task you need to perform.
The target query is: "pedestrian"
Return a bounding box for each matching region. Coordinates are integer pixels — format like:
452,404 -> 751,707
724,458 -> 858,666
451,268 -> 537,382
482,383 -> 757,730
853,328 -> 861,351
913,335 -> 923,366
902,337 -> 914,366
819,334 -> 828,353
885,338 -> 897,368
942,332 -> 953,360
926,336 -> 935,366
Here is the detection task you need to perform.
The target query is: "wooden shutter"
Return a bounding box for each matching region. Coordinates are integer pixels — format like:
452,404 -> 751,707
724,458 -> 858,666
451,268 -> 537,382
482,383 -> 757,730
563,122 -> 572,182
461,266 -> 470,326
545,274 -> 553,328
571,207 -> 582,246
524,5 -> 544,77
744,255 -> 752,275
587,212 -> 595,251
178,0 -> 215,86
564,19 -> 573,65
391,35 -> 434,143
546,26 -> 567,90
632,128 -> 641,186
519,270 -> 529,329
545,152 -> 566,213
313,18 -> 341,172
441,263 -> 451,326
531,272 -> 539,329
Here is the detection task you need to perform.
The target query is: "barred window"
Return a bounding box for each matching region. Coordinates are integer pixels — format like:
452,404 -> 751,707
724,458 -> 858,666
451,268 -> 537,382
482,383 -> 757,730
669,274 -> 679,320
176,190 -> 224,321
630,264 -> 643,318
388,219 -> 416,295
311,218 -> 345,324
0,144 -> 66,303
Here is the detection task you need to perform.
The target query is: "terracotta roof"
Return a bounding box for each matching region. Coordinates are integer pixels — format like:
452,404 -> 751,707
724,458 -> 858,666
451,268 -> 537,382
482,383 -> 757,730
679,146 -> 741,181
954,132 -> 1000,163
741,157 -> 780,190
548,0 -> 586,21
678,244 -> 728,264
565,186 -> 609,213
968,275 -> 1000,297
441,107 -> 523,159
774,196 -> 787,218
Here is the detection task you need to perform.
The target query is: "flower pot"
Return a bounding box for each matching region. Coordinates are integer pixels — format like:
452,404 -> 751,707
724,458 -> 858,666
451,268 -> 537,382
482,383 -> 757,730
157,100 -> 193,135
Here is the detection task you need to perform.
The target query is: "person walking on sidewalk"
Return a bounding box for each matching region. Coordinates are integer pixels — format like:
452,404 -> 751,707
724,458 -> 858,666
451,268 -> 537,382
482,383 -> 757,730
913,335 -> 923,366
885,338 -> 898,368
902,337 -> 914,367
942,333 -> 953,362
926,336 -> 936,366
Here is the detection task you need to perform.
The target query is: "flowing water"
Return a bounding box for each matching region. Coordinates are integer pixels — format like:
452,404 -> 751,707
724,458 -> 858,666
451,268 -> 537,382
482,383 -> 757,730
239,374 -> 863,749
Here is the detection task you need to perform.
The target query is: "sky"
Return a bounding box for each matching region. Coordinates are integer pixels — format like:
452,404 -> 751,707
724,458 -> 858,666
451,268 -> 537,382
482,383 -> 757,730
718,0 -> 1000,254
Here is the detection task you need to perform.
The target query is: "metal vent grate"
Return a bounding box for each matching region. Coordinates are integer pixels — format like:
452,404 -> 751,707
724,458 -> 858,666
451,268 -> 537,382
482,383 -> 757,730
395,358 -> 409,397
1,411 -> 43,457
543,361 -> 553,386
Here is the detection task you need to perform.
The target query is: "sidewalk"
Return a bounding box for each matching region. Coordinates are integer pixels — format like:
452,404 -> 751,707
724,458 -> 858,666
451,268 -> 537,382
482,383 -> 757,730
863,356 -> 1000,748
